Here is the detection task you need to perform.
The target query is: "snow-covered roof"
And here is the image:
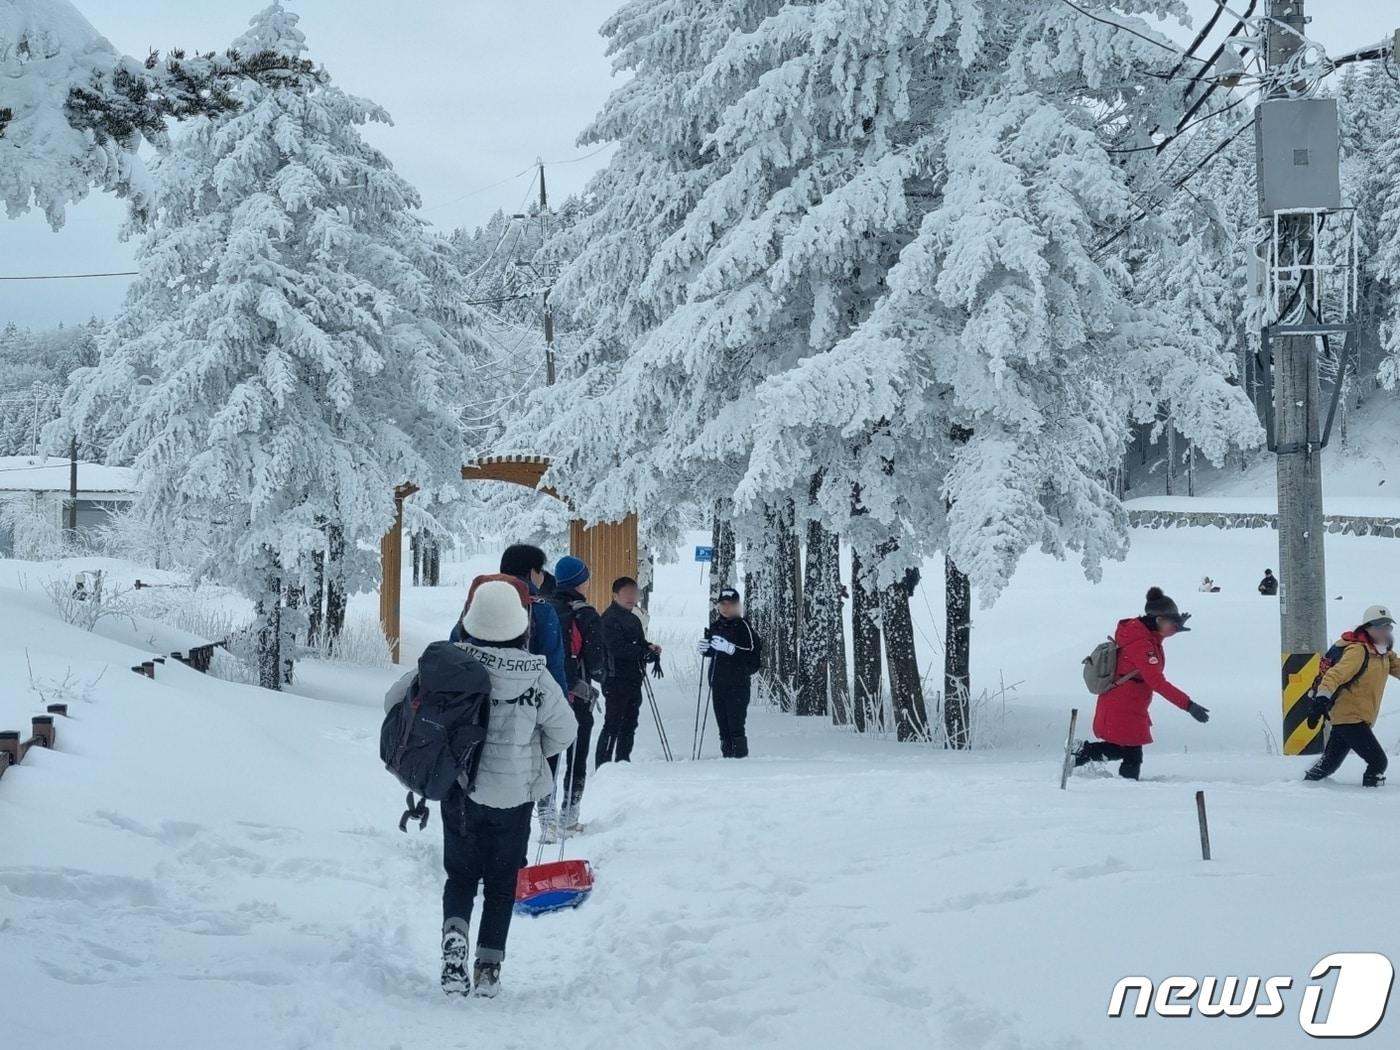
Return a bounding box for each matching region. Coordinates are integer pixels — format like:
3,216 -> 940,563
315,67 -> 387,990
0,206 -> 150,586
0,455 -> 136,494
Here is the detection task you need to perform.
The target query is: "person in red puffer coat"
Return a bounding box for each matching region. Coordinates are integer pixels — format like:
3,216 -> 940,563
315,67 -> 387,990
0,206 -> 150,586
1074,587 -> 1211,779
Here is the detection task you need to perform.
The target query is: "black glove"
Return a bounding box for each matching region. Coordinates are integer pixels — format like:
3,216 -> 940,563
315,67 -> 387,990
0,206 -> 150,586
649,652 -> 665,679
1187,701 -> 1210,723
1306,694 -> 1333,730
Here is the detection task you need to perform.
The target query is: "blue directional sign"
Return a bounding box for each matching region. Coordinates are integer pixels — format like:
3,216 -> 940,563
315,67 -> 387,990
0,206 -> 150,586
694,546 -> 715,563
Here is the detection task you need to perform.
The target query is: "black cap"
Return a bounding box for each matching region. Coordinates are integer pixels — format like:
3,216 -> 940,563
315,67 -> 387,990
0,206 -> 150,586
717,587 -> 741,603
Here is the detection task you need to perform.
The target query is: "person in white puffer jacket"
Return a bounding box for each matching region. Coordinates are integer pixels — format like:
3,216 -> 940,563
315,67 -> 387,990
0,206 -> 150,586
386,574 -> 574,999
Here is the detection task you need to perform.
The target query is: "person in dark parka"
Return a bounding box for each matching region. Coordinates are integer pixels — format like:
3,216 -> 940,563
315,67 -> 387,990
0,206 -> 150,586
696,587 -> 762,758
1259,569 -> 1279,596
540,555 -> 605,831
596,576 -> 661,765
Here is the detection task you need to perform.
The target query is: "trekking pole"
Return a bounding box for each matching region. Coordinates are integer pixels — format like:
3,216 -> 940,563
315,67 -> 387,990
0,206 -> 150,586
643,675 -> 673,762
691,666 -> 707,761
695,675 -> 713,760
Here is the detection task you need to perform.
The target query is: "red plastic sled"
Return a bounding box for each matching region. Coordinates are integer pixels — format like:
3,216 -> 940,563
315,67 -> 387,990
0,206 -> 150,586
515,859 -> 594,916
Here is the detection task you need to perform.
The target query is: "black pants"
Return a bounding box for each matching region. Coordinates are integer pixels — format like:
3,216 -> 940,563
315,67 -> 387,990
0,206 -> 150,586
543,699 -> 594,808
712,679 -> 751,757
441,788 -> 532,963
596,678 -> 643,764
1306,723 -> 1388,783
1076,740 -> 1144,780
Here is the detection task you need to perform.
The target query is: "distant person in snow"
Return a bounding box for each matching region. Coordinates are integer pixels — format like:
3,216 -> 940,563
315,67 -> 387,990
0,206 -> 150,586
1259,569 -> 1279,596
1303,605 -> 1400,788
1199,577 -> 1220,593
696,587 -> 763,758
538,555 -> 604,837
386,577 -> 575,998
449,544 -> 568,698
1074,587 -> 1210,780
596,576 -> 662,765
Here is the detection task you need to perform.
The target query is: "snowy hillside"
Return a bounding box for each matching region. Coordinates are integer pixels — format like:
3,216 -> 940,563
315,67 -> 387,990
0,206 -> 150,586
4,524 -> 1400,1050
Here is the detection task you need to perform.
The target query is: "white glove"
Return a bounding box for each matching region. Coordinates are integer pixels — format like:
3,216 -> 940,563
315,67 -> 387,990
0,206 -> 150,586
710,636 -> 736,656
694,639 -> 711,656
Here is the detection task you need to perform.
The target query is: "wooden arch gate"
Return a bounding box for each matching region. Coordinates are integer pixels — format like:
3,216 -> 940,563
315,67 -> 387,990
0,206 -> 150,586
379,455 -> 638,663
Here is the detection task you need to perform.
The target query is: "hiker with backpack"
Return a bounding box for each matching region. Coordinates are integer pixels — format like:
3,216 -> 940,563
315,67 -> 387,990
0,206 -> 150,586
1303,605 -> 1400,787
1074,587 -> 1210,780
538,555 -> 605,837
449,544 -> 568,697
695,586 -> 763,758
386,575 -> 575,998
596,576 -> 662,765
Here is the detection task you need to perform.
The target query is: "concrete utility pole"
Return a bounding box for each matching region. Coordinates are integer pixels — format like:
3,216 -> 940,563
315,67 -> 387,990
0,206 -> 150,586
538,160 -> 556,386
1267,0 -> 1328,660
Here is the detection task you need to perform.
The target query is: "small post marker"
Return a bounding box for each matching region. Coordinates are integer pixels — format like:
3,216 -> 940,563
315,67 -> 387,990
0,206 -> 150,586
1059,708 -> 1079,790
1195,790 -> 1212,861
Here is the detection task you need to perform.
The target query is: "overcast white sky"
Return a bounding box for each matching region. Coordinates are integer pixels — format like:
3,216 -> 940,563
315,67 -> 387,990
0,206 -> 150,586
1,0 -> 1395,328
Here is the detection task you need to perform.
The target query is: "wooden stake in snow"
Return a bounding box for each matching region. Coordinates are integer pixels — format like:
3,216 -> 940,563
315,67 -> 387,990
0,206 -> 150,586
1059,708 -> 1079,790
1196,790 -> 1212,861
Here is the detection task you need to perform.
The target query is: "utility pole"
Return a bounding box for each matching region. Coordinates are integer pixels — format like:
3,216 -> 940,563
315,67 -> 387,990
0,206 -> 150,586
1268,0 -> 1326,650
537,160 -> 556,386
66,436 -> 78,536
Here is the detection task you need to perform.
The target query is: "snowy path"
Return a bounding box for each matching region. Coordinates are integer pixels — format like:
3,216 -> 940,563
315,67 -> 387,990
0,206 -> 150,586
6,525 -> 1400,1048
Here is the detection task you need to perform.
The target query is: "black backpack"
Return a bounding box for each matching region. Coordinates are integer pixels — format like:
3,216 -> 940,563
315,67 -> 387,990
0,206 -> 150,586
380,641 -> 492,832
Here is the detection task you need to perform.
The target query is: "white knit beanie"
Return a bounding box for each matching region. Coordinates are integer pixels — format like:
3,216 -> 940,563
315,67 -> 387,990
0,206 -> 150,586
463,580 -> 529,642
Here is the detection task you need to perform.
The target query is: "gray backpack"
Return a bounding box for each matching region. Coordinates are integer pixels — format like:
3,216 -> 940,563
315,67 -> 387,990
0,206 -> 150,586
1082,638 -> 1139,695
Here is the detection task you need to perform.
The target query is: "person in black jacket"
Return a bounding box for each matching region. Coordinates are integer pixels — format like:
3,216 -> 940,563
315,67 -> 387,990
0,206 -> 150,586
539,555 -> 604,833
1259,569 -> 1279,596
596,576 -> 661,765
696,587 -> 762,757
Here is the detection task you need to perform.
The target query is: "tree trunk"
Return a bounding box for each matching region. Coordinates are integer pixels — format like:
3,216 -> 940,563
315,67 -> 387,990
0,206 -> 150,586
823,527 -> 848,726
282,580 -> 300,686
944,556 -> 971,749
424,533 -> 441,587
411,529 -> 421,587
850,545 -> 883,733
1164,422 -> 1176,496
307,545 -> 325,648
714,505 -> 737,601
772,499 -> 800,709
256,563 -> 282,691
880,566 -> 927,742
796,484 -> 831,717
326,522 -> 347,649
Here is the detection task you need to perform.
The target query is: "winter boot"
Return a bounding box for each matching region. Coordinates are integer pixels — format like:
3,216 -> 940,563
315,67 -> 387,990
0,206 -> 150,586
561,798 -> 583,833
1303,764 -> 1329,782
537,809 -> 560,845
1363,772 -> 1386,788
732,735 -> 749,759
473,959 -> 502,998
1072,740 -> 1091,768
719,737 -> 734,758
441,926 -> 470,997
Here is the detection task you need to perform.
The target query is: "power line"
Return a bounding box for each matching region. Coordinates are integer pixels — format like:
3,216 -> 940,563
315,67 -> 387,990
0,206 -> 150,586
1054,0 -> 1210,66
0,271 -> 137,281
1106,87 -> 1256,154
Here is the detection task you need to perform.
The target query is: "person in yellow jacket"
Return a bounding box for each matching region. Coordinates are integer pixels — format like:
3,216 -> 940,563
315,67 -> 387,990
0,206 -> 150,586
1304,605 -> 1400,787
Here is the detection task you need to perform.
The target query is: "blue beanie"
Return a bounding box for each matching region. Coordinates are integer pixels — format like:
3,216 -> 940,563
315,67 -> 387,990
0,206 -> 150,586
555,555 -> 590,588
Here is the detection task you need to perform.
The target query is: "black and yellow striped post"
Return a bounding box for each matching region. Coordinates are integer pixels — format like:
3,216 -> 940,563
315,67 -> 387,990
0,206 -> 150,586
1281,653 -> 1324,755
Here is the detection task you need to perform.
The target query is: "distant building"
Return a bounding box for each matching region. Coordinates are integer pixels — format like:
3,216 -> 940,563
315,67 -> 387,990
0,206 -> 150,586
0,456 -> 137,557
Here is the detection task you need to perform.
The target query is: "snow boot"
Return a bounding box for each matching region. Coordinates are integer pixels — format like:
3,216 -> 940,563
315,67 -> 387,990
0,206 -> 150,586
473,960 -> 502,998
441,926 -> 470,997
561,799 -> 583,833
732,736 -> 749,759
538,811 -> 561,845
1072,740 -> 1091,768
1363,772 -> 1386,788
719,736 -> 734,758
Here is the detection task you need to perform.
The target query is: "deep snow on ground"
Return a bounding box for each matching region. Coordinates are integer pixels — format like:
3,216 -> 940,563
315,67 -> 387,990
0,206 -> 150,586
4,522 -> 1400,1049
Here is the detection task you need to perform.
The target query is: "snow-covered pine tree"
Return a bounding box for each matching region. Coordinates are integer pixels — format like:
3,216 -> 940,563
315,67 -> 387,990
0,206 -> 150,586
57,1 -> 484,687
1,0 -> 317,227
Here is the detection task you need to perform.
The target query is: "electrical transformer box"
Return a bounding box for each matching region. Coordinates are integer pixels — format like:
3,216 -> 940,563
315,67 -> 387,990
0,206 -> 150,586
1255,98 -> 1341,217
